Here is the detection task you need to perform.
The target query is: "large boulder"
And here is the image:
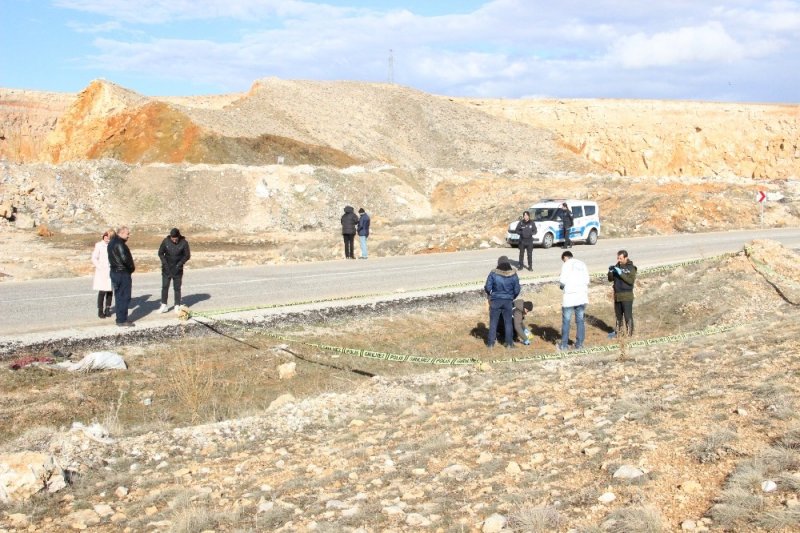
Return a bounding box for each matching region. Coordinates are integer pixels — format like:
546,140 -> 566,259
0,451 -> 67,502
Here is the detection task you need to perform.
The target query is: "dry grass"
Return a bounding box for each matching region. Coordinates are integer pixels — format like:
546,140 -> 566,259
602,506 -> 664,533
688,428 -> 738,464
168,349 -> 216,423
712,437 -> 800,530
508,503 -> 563,532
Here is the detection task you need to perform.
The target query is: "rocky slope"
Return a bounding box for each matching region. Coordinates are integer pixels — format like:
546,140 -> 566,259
460,98 -> 800,179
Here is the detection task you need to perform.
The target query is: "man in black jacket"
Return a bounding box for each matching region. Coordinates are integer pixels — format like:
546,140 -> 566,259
107,226 -> 135,327
559,203 -> 574,249
341,206 -> 358,259
158,228 -> 191,313
514,210 -> 536,271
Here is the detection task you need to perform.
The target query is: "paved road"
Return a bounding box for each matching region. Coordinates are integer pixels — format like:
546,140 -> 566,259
1,228 -> 798,336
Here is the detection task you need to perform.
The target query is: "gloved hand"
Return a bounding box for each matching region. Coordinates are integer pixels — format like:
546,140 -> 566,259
559,283 -> 565,290
522,339 -> 530,345
613,267 -> 622,276
523,328 -> 530,337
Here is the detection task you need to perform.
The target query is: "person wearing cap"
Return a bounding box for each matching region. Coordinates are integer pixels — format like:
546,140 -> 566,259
559,202 -> 574,249
357,207 -> 371,259
157,228 -> 191,313
514,210 -> 536,271
484,255 -> 521,348
91,228 -> 115,319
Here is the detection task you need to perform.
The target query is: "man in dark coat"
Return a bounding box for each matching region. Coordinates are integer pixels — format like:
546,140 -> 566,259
107,225 -> 135,327
357,207 -> 371,259
341,206 -> 359,259
514,210 -> 536,271
608,249 -> 637,337
158,228 -> 191,313
484,255 -> 521,348
559,203 -> 574,248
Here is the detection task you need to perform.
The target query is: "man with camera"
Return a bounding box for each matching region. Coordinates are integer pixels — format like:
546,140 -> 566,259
608,249 -> 637,338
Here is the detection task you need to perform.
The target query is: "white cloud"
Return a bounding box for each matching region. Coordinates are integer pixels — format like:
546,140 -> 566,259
55,0 -> 351,23
56,0 -> 800,101
609,23 -> 754,68
66,20 -> 122,33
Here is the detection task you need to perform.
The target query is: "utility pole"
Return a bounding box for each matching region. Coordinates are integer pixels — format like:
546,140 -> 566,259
388,49 -> 394,84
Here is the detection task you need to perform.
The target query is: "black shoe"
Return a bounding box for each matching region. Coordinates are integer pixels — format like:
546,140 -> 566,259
104,307 -> 112,317
505,344 -> 515,349
98,310 -> 106,319
528,267 -> 533,271
116,321 -> 135,328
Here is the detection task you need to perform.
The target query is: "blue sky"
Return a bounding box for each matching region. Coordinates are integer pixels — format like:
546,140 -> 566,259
2,0 -> 799,102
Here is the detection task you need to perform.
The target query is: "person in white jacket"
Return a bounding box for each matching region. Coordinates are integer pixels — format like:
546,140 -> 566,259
558,250 -> 589,350
91,229 -> 115,319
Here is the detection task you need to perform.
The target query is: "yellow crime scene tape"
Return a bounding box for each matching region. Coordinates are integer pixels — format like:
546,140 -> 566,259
190,253 -> 737,319
187,252 -> 741,366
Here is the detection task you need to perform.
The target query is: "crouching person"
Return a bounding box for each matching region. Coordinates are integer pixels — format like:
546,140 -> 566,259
513,299 -> 534,345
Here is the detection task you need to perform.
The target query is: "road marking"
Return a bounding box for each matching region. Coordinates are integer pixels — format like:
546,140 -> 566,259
0,258 -> 488,302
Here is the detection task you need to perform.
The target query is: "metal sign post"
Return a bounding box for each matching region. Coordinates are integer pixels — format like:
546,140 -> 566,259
757,190 -> 766,227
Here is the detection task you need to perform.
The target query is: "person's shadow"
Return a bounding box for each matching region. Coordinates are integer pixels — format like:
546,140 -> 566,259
127,294 -> 160,321
586,314 -> 615,334
127,293 -> 211,321
528,324 -> 561,344
182,293 -> 211,307
471,319 -> 515,345
470,322 -> 490,343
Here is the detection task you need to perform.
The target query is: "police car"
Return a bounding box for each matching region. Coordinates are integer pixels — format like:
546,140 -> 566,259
506,200 -> 600,249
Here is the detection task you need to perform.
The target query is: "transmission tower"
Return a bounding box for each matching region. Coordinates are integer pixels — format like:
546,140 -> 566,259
388,49 -> 394,84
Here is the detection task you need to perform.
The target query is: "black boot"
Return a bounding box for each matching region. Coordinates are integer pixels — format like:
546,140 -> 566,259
104,307 -> 112,317
98,308 -> 106,319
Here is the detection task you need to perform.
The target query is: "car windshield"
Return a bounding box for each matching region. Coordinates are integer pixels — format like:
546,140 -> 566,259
532,208 -> 560,221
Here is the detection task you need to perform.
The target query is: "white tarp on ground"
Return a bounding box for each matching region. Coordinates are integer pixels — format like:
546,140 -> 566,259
55,351 -> 127,372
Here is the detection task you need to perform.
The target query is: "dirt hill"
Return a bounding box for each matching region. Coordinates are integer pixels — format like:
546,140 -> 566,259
3,79 -> 799,180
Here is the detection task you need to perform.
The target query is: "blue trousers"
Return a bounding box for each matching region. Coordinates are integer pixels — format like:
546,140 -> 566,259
561,304 -> 585,349
110,271 -> 132,324
359,235 -> 368,258
488,299 -> 514,347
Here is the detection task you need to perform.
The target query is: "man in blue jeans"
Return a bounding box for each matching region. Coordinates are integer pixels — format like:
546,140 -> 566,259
107,226 -> 136,327
357,207 -> 370,259
558,250 -> 589,350
484,255 -> 521,348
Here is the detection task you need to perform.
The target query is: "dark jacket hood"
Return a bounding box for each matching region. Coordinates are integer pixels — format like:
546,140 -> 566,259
344,206 -> 355,214
492,267 -> 518,277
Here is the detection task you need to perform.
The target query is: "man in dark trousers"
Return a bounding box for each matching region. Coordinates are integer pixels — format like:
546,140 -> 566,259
514,210 -> 536,271
341,205 -> 358,259
559,202 -> 574,248
158,228 -> 191,313
357,207 -> 371,259
608,249 -> 637,337
484,255 -> 521,349
107,225 -> 135,327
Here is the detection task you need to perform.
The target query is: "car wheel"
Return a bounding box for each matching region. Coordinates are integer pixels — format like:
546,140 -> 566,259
587,229 -> 598,245
542,232 -> 554,249
509,242 -> 519,248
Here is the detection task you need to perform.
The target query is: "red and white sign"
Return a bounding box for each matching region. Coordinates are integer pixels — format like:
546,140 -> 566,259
757,191 -> 766,203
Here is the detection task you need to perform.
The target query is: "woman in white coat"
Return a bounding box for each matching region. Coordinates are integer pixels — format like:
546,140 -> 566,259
91,229 -> 115,318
